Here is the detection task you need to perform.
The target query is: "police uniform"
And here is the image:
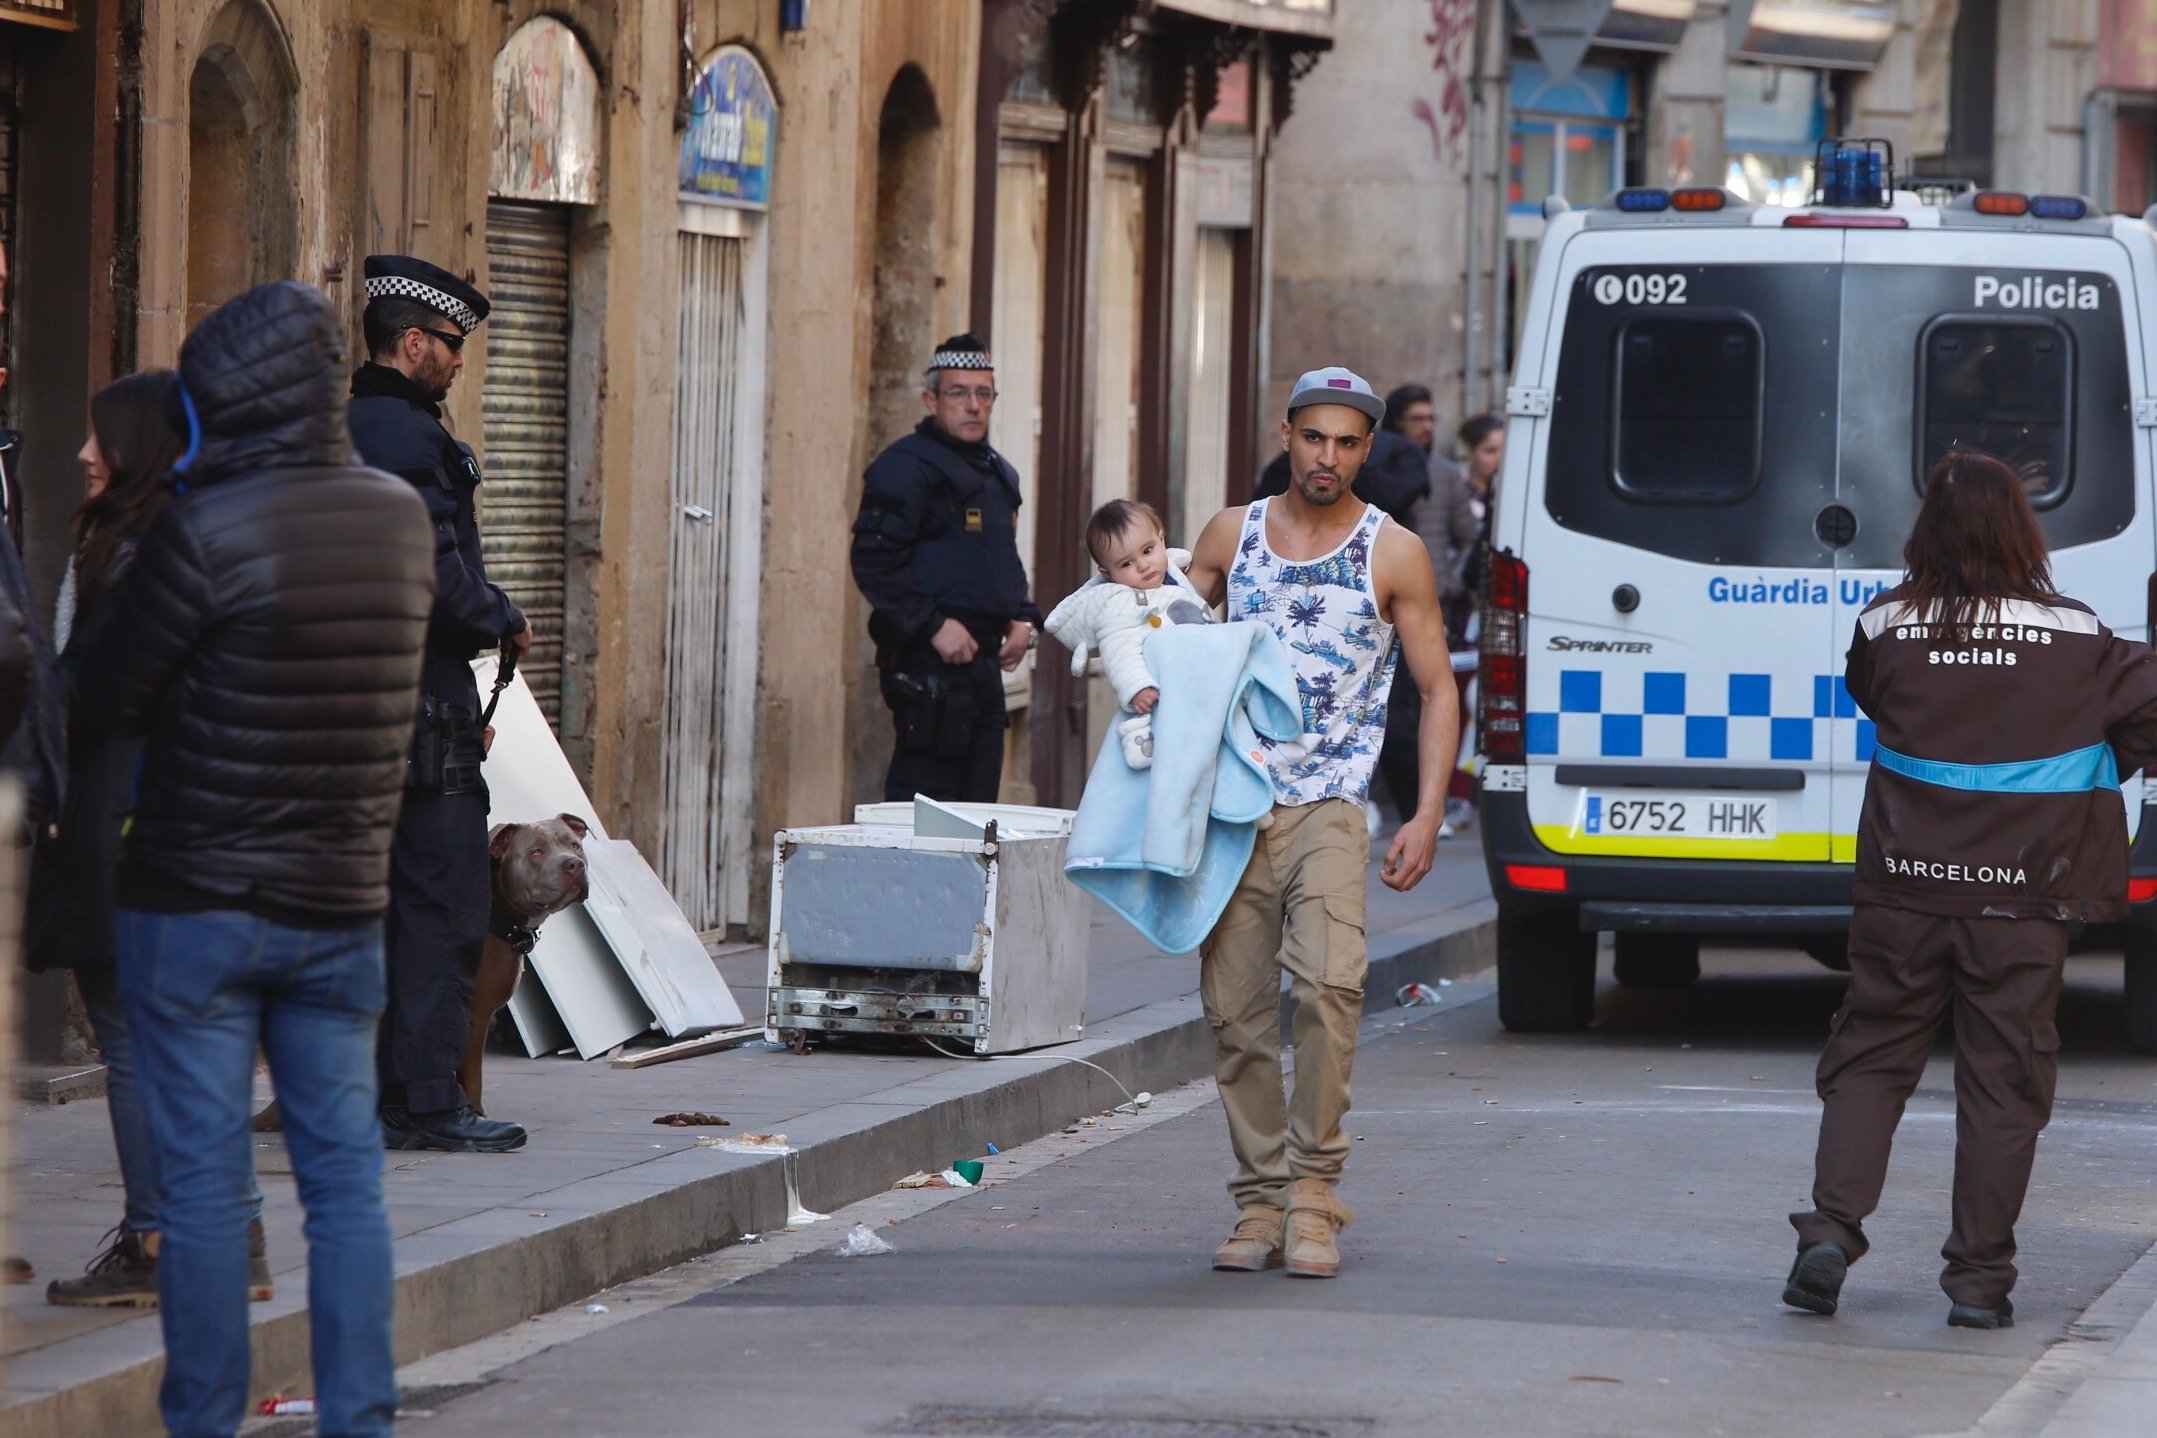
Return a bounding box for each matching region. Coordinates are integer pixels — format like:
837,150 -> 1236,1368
850,336 -> 1040,802
1790,586 -> 2157,1318
348,256 -> 527,1144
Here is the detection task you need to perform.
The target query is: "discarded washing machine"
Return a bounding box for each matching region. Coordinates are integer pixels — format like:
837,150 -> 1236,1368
765,798 -> 1086,1055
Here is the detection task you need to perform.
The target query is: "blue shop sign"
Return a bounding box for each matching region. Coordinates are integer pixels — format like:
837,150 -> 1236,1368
680,47 -> 776,210
1510,59 -> 1630,123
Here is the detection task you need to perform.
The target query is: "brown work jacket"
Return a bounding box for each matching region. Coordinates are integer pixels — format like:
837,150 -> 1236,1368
1847,586 -> 2157,922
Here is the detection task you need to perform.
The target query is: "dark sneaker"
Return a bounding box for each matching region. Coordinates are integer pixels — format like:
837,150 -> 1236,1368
1949,1297 -> 2014,1329
47,1227 -> 158,1308
391,1105 -> 527,1153
249,1217 -> 273,1302
1782,1241 -> 1848,1316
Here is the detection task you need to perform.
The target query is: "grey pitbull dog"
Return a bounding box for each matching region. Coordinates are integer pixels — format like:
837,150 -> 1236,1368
463,813 -> 590,1114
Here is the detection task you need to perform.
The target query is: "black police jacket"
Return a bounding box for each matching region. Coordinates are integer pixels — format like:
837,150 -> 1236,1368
348,363 -> 524,691
74,281 -> 436,925
851,419 -> 1040,653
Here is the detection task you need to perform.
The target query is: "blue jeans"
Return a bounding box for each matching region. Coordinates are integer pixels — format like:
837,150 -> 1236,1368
119,908 -> 397,1438
77,966 -> 267,1239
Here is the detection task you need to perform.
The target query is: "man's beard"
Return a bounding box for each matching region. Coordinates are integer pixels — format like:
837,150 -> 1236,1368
1294,470 -> 1346,506
418,353 -> 458,401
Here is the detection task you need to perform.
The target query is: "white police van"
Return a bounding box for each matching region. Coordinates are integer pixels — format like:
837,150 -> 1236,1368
1477,140 -> 2157,1052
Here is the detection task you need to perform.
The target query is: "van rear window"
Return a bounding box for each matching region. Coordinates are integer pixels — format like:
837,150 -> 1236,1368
1614,316 -> 1763,502
1919,319 -> 2073,507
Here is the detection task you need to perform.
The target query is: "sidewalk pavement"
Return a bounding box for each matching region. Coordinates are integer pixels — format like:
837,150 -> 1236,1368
2,837 -> 1496,1438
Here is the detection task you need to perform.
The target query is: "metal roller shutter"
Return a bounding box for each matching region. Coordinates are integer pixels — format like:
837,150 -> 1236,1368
480,199 -> 571,725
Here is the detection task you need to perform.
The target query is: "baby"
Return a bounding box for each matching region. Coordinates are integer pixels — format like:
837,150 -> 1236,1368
1043,499 -> 1212,769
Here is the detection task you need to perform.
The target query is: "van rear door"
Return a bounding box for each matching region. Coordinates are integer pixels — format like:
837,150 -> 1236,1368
1521,229 -> 1846,863
1828,232 -> 2149,853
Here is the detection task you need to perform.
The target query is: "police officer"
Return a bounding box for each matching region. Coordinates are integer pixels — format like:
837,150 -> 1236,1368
851,333 -> 1040,802
349,255 -> 531,1153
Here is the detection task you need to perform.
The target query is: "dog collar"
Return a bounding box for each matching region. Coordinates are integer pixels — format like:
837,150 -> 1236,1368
489,917 -> 540,957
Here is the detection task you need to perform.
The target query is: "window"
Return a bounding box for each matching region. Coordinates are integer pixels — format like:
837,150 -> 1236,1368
1920,319 -> 2074,506
1613,316 -> 1763,502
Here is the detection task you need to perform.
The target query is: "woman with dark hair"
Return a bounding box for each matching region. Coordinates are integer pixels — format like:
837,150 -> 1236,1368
34,372 -> 272,1309
1785,450 -> 2157,1330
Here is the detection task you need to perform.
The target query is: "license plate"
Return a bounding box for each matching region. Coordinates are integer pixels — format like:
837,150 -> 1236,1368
1579,793 -> 1778,839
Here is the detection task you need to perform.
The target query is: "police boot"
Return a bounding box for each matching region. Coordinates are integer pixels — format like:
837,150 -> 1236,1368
1282,1179 -> 1355,1279
392,1104 -> 527,1154
1211,1205 -> 1284,1272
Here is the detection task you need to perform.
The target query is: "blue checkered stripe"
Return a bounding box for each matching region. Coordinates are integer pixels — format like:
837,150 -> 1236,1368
1526,671 -> 1877,762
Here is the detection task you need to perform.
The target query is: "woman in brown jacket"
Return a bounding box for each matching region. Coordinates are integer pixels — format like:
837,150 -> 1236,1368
1784,451 -> 2157,1329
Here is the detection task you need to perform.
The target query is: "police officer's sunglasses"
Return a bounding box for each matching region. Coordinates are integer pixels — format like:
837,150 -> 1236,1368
412,325 -> 467,354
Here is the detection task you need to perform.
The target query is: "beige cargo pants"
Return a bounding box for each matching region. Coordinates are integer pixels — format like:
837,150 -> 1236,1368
1198,797 -> 1368,1211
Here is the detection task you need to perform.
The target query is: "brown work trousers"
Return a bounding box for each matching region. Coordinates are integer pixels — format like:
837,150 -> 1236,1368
1199,798 -> 1369,1212
1792,904 -> 2067,1308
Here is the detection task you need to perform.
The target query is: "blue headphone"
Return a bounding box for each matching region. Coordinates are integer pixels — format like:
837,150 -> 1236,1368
167,379 -> 202,491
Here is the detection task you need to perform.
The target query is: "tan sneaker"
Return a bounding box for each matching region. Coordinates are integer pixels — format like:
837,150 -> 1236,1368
1211,1205 -> 1285,1271
1283,1179 -> 1355,1279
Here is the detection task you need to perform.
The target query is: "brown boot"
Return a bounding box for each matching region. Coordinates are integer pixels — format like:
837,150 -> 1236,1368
1283,1179 -> 1354,1279
1211,1205 -> 1285,1272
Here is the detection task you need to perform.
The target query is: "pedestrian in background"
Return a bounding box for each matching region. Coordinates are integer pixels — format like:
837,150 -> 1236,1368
31,371 -> 276,1311
1374,384 -> 1476,830
349,255 -> 532,1154
1784,451 -> 2157,1330
74,281 -> 434,1438
851,332 -> 1040,803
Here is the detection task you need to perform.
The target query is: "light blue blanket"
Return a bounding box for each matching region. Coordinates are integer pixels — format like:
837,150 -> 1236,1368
1064,622 -> 1302,954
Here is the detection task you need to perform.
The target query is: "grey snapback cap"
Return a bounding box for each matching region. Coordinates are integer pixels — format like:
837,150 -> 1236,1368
1286,365 -> 1385,426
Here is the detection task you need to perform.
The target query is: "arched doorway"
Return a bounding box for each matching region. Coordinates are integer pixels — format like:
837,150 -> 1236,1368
868,66 -> 943,459
185,0 -> 297,333
847,65 -> 944,806
484,15 -> 603,733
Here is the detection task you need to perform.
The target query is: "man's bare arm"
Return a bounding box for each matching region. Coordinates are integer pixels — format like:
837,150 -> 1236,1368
1376,521 -> 1460,892
1183,505 -> 1247,612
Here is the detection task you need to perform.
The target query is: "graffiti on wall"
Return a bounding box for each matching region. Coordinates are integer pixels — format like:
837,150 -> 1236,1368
491,17 -> 602,205
1413,0 -> 1477,165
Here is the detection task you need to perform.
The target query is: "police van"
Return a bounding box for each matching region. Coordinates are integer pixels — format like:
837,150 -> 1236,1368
1477,139 -> 2157,1052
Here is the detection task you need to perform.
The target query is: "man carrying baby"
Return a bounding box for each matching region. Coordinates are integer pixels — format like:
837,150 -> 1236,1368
1180,366 -> 1459,1279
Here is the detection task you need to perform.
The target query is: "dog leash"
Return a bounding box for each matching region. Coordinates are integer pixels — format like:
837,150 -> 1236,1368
480,647 -> 518,730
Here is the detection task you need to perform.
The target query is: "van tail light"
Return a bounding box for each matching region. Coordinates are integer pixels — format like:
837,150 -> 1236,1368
2130,878 -> 2157,905
1506,864 -> 1568,893
1479,551 -> 1529,763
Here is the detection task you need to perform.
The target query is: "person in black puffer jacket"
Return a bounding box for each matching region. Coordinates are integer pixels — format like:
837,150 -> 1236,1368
74,281 -> 431,1438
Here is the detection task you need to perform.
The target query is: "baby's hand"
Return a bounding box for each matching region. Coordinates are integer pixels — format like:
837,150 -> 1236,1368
1131,687 -> 1159,715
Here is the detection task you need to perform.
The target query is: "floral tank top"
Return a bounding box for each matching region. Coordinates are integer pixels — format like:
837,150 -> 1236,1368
1227,498 -> 1398,805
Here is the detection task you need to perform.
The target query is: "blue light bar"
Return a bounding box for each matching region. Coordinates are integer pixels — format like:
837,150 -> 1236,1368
1615,188 -> 1671,213
2029,194 -> 2088,220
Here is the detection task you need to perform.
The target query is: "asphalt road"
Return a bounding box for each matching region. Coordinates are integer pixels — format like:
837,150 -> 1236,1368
387,947 -> 2157,1438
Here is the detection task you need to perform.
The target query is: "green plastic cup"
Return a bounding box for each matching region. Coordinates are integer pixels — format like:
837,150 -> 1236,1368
951,1159 -> 986,1185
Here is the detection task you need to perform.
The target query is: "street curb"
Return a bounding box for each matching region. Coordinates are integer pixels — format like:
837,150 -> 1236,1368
0,902 -> 1494,1438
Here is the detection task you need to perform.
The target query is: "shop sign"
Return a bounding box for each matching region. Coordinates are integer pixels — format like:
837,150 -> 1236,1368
490,16 -> 602,205
679,47 -> 776,211
2100,0 -> 2157,94
0,0 -> 75,31
1194,155 -> 1254,229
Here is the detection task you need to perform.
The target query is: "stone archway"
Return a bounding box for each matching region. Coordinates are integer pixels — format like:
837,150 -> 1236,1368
186,0 -> 298,332
867,66 -> 944,463
847,64 -> 947,806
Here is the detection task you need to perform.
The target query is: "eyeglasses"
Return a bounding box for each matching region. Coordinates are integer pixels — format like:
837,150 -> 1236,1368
938,386 -> 997,404
414,326 -> 467,354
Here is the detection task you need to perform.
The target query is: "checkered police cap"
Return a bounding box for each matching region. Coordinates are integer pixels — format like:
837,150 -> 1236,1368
361,255 -> 491,335
927,332 -> 993,378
